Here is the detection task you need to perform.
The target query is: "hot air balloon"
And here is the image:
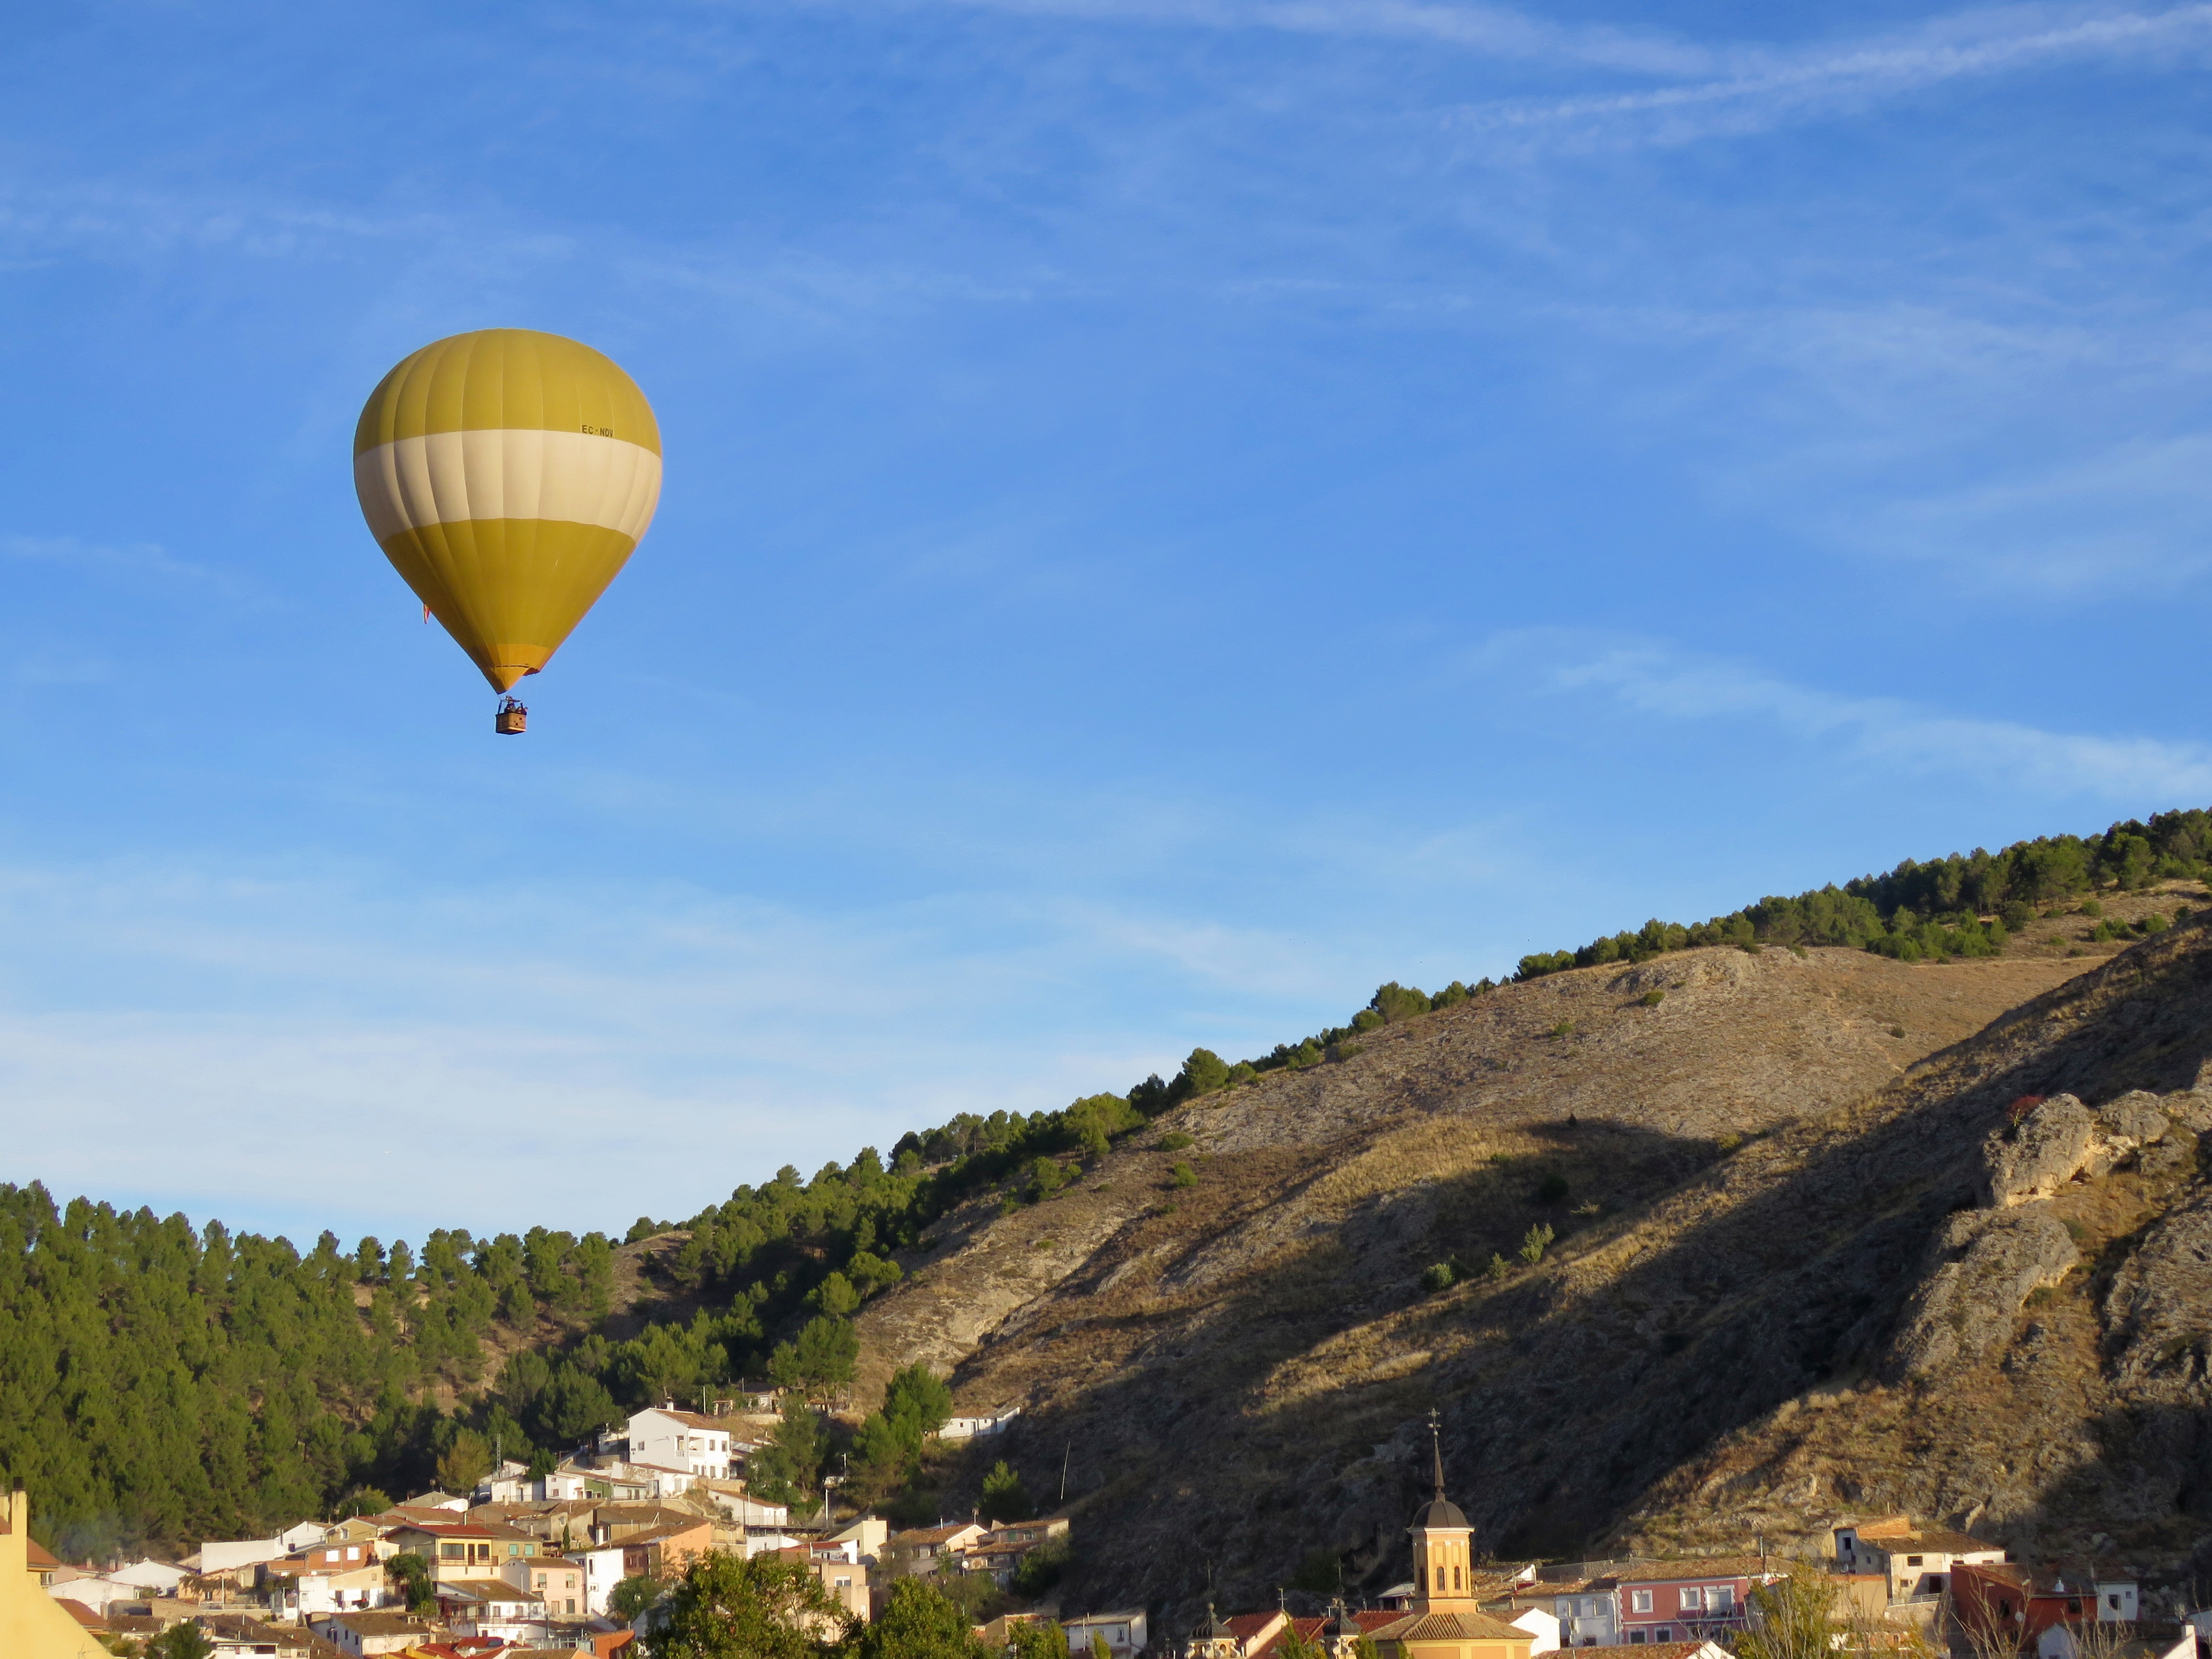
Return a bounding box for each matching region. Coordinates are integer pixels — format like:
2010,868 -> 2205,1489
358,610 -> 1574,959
353,328 -> 662,733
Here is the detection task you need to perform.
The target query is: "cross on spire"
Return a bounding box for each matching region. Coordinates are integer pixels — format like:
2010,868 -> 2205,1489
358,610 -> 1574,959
1428,1407 -> 1445,1502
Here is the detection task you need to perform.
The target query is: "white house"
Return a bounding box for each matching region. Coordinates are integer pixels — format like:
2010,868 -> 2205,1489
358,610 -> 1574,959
941,1407 -> 1022,1442
200,1537 -> 291,1575
1064,1609 -> 1147,1659
1510,1608 -> 1560,1655
320,1610 -> 441,1657
437,1576 -> 553,1643
627,1407 -> 740,1479
107,1559 -> 190,1593
699,1481 -> 790,1529
504,1554 -> 587,1620
40,1572 -> 145,1613
574,1542 -> 627,1617
1833,1518 -> 2006,1600
827,1516 -> 889,1563
1551,1583 -> 1621,1647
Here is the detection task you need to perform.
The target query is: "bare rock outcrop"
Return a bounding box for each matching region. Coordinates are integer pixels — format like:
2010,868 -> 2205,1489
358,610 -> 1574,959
1885,1204 -> 2079,1380
2093,1091 -> 2172,1166
2105,1189 -> 2212,1383
1978,1094 -> 2097,1206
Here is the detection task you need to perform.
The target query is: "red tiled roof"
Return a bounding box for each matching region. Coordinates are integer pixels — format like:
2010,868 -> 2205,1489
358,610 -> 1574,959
1370,1609 -> 1533,1641
1611,1559 -> 1775,1584
1250,1618 -> 1329,1657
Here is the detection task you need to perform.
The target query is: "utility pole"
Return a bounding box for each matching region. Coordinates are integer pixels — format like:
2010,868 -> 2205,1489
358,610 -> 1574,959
1060,1442 -> 1072,1506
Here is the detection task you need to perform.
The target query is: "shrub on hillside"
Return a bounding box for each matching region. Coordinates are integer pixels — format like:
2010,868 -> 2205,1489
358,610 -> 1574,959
1371,982 -> 1433,1024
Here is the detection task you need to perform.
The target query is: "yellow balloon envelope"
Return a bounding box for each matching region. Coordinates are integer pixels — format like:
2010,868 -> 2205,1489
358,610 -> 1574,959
354,328 -> 662,693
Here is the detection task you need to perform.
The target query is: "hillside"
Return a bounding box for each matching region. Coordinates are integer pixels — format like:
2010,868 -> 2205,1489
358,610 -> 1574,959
2,809 -> 2205,1563
854,883 -> 2212,1623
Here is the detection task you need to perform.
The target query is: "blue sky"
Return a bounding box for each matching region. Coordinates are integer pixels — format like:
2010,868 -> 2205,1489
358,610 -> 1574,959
4,0 -> 2211,1247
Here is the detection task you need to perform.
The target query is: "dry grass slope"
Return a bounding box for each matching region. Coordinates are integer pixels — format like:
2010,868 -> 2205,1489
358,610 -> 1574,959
852,916 -> 2211,1623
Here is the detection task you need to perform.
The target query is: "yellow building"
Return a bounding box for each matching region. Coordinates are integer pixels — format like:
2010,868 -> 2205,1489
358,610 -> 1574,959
1370,1430 -> 1535,1659
0,1488 -> 108,1659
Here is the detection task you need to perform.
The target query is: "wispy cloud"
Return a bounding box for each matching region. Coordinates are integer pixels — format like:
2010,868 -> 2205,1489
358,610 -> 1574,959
904,0 -> 1712,72
903,0 -> 2212,149
1488,628 -> 2212,801
2,533 -> 216,584
0,851 -> 1348,1237
1447,5 -> 2212,146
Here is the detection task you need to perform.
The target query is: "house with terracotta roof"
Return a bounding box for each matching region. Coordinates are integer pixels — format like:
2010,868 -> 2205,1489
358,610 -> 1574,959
619,1516 -> 714,1580
962,1517 -> 1070,1585
319,1608 -> 444,1656
1065,1607 -> 1150,1659
1950,1560 -> 2141,1654
879,1522 -> 987,1579
384,1520 -> 541,1583
433,1574 -> 553,1642
502,1553 -> 587,1618
260,1552 -> 391,1618
760,1543 -> 870,1628
1610,1558 -> 1781,1645
1366,1430 -> 1538,1659
1533,1576 -> 1628,1647
1834,1516 -> 2008,1601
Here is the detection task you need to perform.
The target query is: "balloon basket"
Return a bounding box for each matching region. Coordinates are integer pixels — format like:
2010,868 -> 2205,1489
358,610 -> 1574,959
495,697 -> 528,735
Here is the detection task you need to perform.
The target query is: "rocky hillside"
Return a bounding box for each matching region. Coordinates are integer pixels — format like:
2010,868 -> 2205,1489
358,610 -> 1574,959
853,887 -> 2212,1625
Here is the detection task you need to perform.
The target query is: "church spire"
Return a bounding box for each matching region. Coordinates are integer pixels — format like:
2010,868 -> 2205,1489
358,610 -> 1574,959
1428,1408 -> 1445,1502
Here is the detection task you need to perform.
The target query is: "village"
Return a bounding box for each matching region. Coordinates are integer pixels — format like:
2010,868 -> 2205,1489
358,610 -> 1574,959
3,1404 -> 2205,1659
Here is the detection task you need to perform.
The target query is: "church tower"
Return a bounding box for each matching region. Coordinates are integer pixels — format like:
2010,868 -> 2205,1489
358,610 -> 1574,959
1409,1411 -> 1475,1612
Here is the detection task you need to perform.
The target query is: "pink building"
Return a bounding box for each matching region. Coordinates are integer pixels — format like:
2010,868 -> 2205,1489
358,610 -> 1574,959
1611,1559 -> 1779,1645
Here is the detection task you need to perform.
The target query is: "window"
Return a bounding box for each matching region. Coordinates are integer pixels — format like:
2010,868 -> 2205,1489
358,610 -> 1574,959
1435,1568 -> 1446,1591
441,1544 -> 464,1560
2109,1596 -> 2122,1611
1455,1567 -> 1463,1590
1632,1591 -> 1653,1613
1629,1634 -> 1647,1646
1656,1631 -> 1673,1644
567,1599 -> 577,1614
1906,1557 -> 1923,1567
1681,1590 -> 1702,1611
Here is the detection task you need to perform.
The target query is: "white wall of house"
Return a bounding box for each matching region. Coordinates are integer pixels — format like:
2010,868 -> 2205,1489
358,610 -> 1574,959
1064,1610 -> 1147,1659
577,1545 -> 626,1617
941,1408 -> 1021,1442
1554,1591 -> 1618,1647
627,1408 -> 739,1479
200,1539 -> 287,1575
1512,1608 -> 1560,1655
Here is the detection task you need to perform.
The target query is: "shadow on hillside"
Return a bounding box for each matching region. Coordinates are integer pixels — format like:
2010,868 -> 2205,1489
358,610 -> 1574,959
990,922 -> 2212,1625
